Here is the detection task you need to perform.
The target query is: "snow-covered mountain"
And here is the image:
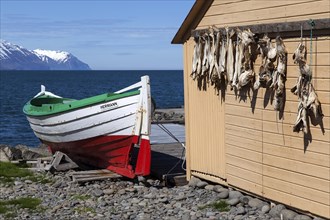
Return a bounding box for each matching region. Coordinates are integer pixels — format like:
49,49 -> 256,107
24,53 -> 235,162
0,40 -> 91,70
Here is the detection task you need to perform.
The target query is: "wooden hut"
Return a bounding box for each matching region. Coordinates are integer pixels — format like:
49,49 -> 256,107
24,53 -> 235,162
172,0 -> 329,218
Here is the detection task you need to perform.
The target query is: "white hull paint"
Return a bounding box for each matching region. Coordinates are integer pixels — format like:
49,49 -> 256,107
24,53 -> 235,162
26,76 -> 151,144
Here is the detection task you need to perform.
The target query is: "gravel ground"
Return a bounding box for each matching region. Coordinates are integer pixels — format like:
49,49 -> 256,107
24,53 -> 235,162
0,171 -> 324,220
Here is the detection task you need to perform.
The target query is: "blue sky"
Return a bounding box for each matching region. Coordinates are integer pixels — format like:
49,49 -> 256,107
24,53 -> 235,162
0,0 -> 194,70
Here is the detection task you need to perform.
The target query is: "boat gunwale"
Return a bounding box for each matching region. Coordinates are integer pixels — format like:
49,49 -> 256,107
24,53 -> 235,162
23,90 -> 140,117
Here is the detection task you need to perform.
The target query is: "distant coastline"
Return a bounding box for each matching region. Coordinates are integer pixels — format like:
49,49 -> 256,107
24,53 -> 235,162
0,40 -> 91,71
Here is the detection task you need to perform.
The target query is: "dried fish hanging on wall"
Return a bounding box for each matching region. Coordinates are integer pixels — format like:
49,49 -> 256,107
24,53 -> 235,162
232,28 -> 256,90
191,26 -> 288,112
191,27 -> 221,88
290,27 -> 323,133
254,35 -> 288,111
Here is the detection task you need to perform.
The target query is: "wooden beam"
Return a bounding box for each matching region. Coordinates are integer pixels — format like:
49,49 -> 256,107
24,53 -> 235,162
191,18 -> 330,39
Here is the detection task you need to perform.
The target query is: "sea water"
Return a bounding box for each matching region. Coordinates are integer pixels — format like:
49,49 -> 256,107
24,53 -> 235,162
0,70 -> 184,147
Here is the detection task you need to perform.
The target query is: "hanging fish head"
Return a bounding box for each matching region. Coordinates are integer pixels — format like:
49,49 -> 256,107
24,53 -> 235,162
275,36 -> 287,58
241,29 -> 255,46
292,42 -> 307,64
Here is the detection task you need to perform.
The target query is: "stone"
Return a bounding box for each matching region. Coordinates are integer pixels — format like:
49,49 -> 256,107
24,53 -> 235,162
158,197 -> 168,203
261,204 -> 271,213
125,187 -> 137,193
131,198 -> 140,204
213,185 -> 225,193
248,198 -> 264,209
293,215 -> 312,220
227,198 -> 240,206
196,181 -> 208,188
281,209 -> 297,220
138,201 -> 147,207
236,206 -> 246,215
239,196 -> 251,204
51,180 -> 62,188
205,184 -> 214,190
117,189 -> 126,195
234,215 -> 244,220
188,176 -> 202,187
16,145 -> 42,160
217,190 -> 229,199
93,189 -> 104,197
137,176 -> 146,183
269,204 -> 286,218
144,192 -> 156,199
24,180 -> 33,184
174,195 -> 186,201
0,145 -> 22,161
103,189 -> 114,195
206,211 -> 216,217
92,183 -> 100,188
228,190 -> 243,199
14,181 -> 22,186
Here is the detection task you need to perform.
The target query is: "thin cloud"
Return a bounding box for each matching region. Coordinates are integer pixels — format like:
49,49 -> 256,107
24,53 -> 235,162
113,52 -> 134,56
2,13 -> 177,41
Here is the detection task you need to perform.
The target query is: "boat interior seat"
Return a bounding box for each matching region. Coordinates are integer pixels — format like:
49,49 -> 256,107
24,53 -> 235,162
30,97 -> 73,107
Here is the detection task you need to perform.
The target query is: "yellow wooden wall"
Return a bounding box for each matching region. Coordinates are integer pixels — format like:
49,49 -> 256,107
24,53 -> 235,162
183,0 -> 330,218
183,38 -> 227,184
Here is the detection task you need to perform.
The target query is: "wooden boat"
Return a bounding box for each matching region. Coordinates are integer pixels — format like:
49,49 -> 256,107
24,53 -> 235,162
23,76 -> 152,178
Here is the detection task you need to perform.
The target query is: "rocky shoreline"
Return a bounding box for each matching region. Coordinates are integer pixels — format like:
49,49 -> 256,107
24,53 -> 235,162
0,168 -> 324,220
152,108 -> 185,124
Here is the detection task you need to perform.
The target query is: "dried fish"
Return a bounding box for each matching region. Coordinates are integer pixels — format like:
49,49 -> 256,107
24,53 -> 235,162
272,36 -> 287,111
209,30 -> 221,83
293,42 -> 307,64
258,34 -> 270,60
291,41 -> 323,133
232,40 -> 242,89
234,29 -> 256,90
211,31 -> 221,85
191,36 -> 201,79
306,84 -> 323,119
226,29 -> 235,85
218,36 -> 227,78
238,69 -> 254,90
201,35 -> 210,76
293,102 -> 308,133
254,35 -> 270,90
241,29 -> 255,46
267,39 -> 277,61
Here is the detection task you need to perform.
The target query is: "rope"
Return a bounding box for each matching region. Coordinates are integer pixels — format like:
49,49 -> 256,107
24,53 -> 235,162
300,25 -> 303,43
152,121 -> 186,185
308,19 -> 315,75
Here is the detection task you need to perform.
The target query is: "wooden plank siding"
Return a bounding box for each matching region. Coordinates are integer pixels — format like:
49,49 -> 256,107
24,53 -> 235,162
200,0 -> 330,27
183,38 -> 227,184
182,0 -> 330,218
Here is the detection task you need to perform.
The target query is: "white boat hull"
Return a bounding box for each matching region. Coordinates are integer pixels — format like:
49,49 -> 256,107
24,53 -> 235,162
24,76 -> 152,178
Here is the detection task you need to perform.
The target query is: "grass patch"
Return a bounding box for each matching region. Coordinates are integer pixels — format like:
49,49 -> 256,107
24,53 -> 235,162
0,197 -> 43,218
25,174 -> 53,184
0,162 -> 53,185
211,200 -> 230,212
0,162 -> 33,181
199,200 -> 230,212
5,212 -> 16,219
71,194 -> 91,201
0,197 -> 41,209
0,205 -> 9,214
74,206 -> 95,214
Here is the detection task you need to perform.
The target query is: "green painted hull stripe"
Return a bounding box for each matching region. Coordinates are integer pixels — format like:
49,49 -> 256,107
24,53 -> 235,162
23,90 -> 140,116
